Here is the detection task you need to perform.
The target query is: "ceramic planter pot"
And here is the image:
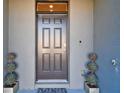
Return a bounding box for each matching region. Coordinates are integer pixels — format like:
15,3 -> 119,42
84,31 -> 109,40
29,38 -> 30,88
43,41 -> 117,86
84,82 -> 99,93
4,81 -> 19,93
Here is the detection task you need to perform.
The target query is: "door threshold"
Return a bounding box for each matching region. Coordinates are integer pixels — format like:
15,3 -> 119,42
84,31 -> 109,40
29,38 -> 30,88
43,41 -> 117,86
36,79 -> 69,84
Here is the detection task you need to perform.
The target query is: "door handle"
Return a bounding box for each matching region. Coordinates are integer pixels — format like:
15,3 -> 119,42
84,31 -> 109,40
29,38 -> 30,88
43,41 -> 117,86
63,43 -> 66,48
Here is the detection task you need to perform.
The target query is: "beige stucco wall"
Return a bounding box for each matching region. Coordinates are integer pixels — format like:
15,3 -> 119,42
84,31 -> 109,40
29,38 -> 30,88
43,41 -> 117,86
3,0 -> 9,76
69,0 -> 93,89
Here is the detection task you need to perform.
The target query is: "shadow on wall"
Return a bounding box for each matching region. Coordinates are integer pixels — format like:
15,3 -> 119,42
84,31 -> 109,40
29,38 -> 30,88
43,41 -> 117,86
94,0 -> 120,93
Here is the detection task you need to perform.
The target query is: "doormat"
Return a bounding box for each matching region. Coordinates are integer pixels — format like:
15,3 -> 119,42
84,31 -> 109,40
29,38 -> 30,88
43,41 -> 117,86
37,88 -> 67,93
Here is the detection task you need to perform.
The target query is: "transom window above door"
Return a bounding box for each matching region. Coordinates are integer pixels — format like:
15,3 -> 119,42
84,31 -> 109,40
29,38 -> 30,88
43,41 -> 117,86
36,2 -> 68,14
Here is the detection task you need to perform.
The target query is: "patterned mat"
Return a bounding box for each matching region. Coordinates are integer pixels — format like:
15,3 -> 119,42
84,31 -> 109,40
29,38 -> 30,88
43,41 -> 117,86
37,88 -> 67,93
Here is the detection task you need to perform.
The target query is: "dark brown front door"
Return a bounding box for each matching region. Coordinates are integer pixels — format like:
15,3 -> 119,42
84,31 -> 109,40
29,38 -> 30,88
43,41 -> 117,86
36,14 -> 68,80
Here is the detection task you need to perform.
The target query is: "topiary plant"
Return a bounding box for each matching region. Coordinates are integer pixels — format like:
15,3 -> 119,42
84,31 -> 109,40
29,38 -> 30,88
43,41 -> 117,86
4,53 -> 18,87
83,53 -> 98,87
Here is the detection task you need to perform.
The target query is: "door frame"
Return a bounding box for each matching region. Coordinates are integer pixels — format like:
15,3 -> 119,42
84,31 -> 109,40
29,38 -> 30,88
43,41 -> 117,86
35,1 -> 70,84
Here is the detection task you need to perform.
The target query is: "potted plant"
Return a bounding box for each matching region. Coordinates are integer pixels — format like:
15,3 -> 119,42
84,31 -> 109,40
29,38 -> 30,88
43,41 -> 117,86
4,53 -> 19,93
83,53 -> 99,93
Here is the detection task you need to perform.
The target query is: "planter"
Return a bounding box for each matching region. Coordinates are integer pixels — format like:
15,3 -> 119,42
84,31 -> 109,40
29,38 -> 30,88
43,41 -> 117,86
84,82 -> 99,93
4,81 -> 19,93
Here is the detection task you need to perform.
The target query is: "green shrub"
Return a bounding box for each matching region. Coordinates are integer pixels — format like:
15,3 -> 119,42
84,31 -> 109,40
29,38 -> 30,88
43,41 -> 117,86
84,53 -> 98,87
4,53 -> 18,87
